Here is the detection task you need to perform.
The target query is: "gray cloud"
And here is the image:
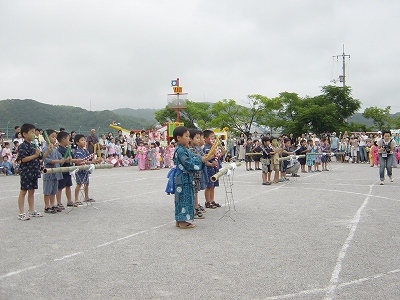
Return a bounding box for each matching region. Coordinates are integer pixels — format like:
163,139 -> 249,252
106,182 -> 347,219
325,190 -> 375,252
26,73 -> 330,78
1,0 -> 399,112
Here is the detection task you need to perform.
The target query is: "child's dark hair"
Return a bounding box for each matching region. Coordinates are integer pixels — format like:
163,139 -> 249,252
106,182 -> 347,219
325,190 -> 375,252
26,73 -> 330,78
45,129 -> 56,137
173,126 -> 189,141
57,131 -> 70,142
155,141 -> 160,147
283,138 -> 291,144
13,140 -> 19,145
261,136 -> 270,143
203,129 -> 214,139
4,141 -> 9,146
189,128 -> 202,139
74,134 -> 86,143
21,123 -> 36,135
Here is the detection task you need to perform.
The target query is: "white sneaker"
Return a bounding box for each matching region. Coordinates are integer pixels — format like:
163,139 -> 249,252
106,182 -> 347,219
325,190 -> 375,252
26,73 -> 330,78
380,181 -> 384,185
28,210 -> 43,217
390,177 -> 394,182
18,213 -> 30,221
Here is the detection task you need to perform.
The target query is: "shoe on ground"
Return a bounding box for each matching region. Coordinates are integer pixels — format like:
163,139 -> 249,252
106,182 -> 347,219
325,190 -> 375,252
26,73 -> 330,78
390,177 -> 394,182
194,209 -> 205,219
380,181 -> 384,185
205,202 -> 216,209
198,205 -> 206,213
278,178 -> 285,182
45,207 -> 57,214
262,182 -> 271,185
67,202 -> 74,207
84,198 -> 95,202
211,201 -> 221,207
18,213 -> 30,221
53,206 -> 62,212
28,210 -> 43,217
291,174 -> 300,177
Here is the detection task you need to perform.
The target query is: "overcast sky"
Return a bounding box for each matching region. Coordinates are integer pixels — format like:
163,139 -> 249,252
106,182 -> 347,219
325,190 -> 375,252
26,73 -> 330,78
1,0 -> 399,112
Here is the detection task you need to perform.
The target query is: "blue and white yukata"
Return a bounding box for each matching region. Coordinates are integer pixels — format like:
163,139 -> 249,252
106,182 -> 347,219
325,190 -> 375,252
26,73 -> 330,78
173,144 -> 204,222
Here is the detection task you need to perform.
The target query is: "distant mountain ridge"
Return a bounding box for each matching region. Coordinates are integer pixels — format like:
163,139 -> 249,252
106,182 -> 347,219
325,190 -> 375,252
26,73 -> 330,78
0,99 -> 158,136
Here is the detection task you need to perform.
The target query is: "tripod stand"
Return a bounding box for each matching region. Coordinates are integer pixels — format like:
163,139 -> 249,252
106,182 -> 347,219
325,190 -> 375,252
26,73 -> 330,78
219,168 -> 239,221
66,168 -> 98,213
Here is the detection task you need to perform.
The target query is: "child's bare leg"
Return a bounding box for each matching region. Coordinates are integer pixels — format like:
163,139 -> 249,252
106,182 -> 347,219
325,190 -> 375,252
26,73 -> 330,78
205,188 -> 211,203
84,184 -> 89,200
262,172 -> 267,183
195,192 -> 199,209
56,189 -> 62,205
74,184 -> 81,202
27,189 -> 35,212
44,195 -> 50,209
18,190 -> 27,214
49,194 -> 55,207
65,186 -> 72,203
210,187 -> 215,202
273,170 -> 279,183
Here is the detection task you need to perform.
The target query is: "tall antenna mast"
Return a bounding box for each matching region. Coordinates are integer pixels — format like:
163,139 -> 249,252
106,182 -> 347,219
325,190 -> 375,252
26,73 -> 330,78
333,44 -> 350,88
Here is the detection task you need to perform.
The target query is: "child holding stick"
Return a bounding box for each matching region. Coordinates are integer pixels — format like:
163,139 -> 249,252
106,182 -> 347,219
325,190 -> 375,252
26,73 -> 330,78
73,134 -> 95,206
17,123 -> 51,220
173,126 -> 209,229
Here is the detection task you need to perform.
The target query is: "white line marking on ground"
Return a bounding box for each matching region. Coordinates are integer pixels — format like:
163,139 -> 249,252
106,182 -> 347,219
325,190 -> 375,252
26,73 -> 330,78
263,267 -> 400,299
0,183 -> 283,281
323,183 -> 373,300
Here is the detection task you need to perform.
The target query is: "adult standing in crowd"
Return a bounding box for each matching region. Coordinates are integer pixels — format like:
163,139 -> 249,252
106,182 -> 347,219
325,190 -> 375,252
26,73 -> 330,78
377,130 -> 396,185
237,133 -> 246,161
87,129 -> 99,155
12,125 -> 21,140
358,131 -> 368,163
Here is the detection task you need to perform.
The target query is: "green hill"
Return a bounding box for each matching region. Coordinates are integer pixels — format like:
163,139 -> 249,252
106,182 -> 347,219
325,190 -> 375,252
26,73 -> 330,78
0,99 -> 157,138
112,108 -> 158,124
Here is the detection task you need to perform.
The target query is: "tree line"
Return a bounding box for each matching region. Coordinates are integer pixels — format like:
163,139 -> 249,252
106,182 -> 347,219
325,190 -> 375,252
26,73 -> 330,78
155,85 -> 400,136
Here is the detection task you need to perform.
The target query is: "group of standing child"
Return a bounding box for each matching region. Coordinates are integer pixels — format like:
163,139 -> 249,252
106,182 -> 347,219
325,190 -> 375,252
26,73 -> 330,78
17,123 -> 95,221
172,126 -> 225,229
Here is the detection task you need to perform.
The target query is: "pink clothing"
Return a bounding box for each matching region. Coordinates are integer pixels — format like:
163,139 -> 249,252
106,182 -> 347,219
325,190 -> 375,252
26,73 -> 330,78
1,148 -> 12,161
371,145 -> 379,166
108,142 -> 116,156
137,145 -> 148,170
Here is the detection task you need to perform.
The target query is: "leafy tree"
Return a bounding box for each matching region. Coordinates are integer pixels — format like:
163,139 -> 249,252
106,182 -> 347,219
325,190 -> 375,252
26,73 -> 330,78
208,96 -> 266,135
154,100 -> 213,128
273,86 -> 361,136
362,106 -> 392,130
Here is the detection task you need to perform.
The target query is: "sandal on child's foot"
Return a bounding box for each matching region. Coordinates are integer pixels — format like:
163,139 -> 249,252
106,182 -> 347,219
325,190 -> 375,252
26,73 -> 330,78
205,202 -> 216,209
178,222 -> 195,229
58,203 -> 65,210
84,198 -> 95,202
73,201 -> 83,207
67,202 -> 74,207
211,201 -> 221,207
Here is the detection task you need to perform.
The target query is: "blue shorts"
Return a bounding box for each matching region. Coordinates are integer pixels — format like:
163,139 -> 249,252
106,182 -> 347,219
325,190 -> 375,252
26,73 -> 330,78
20,177 -> 38,190
43,179 -> 58,195
58,174 -> 73,190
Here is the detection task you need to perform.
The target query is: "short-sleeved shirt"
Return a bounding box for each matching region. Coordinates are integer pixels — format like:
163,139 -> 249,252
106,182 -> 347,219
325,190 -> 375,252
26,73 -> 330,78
43,145 -> 63,181
18,141 -> 41,179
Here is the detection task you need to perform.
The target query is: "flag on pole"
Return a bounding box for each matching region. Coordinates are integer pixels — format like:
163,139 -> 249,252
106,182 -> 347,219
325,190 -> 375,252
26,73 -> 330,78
171,78 -> 179,87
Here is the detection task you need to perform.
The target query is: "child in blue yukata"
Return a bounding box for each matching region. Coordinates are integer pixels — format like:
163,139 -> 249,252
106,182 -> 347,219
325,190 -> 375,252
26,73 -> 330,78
1,155 -> 13,175
203,130 -> 226,208
73,134 -> 95,206
42,129 -> 65,213
56,131 -> 83,208
173,126 -> 210,229
17,123 -> 51,220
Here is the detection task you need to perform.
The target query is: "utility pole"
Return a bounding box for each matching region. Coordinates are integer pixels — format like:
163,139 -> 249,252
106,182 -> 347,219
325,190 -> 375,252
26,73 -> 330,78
333,44 -> 350,88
